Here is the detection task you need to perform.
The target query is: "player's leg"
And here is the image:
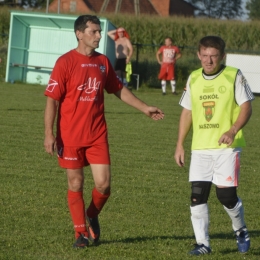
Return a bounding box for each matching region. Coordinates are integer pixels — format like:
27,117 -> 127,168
189,153 -> 214,255
88,164 -> 111,216
67,168 -> 89,248
158,64 -> 167,94
161,80 -> 166,94
85,142 -> 111,243
190,181 -> 212,254
86,164 -> 110,243
167,65 -> 177,95
58,146 -> 89,248
170,80 -> 177,94
214,152 -> 250,253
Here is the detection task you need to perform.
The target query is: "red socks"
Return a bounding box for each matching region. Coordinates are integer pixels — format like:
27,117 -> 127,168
67,190 -> 88,238
86,187 -> 110,218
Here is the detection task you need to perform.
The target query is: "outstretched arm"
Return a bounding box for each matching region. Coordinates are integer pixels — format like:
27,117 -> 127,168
174,108 -> 192,167
107,29 -> 117,41
218,101 -> 252,146
126,39 -> 133,64
114,87 -> 164,120
44,96 -> 58,155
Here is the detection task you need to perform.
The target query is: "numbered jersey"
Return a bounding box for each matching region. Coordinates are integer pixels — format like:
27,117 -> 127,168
44,49 -> 123,146
158,45 -> 180,64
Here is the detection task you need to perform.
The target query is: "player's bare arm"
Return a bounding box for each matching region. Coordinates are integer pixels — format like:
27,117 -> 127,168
174,108 -> 192,167
114,87 -> 164,120
107,29 -> 116,41
175,52 -> 182,61
126,39 -> 133,63
44,97 -> 58,155
156,50 -> 162,64
218,101 -> 252,146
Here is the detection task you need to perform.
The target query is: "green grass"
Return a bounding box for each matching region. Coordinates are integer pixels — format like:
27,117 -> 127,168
0,83 -> 259,259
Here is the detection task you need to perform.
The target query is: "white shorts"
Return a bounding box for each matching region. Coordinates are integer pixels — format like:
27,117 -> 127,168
189,151 -> 240,187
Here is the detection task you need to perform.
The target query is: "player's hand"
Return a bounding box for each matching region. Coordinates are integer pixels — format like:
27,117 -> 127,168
174,145 -> 185,167
146,106 -> 164,120
44,135 -> 57,156
218,129 -> 236,147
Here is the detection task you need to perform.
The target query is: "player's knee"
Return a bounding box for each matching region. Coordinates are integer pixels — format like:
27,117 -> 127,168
95,184 -> 110,195
191,181 -> 212,206
216,187 -> 238,209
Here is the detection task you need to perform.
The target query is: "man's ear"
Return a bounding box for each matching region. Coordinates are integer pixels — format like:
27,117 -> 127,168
197,51 -> 201,61
76,30 -> 82,41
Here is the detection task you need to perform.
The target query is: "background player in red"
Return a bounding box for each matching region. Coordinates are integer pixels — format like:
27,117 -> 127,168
44,15 -> 164,249
156,37 -> 182,95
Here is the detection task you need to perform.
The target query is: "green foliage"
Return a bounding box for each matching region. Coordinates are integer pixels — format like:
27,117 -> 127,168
0,83 -> 260,259
246,0 -> 260,20
103,13 -> 260,50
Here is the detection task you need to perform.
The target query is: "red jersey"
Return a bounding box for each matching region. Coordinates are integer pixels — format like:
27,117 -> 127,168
158,45 -> 180,64
44,49 -> 123,146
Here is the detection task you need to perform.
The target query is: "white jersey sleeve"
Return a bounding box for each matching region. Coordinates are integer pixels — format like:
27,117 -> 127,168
235,70 -> 255,106
179,75 -> 192,110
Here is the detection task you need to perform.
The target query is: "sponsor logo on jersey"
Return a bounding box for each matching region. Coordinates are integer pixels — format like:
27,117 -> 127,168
81,64 -> 98,67
99,65 -> 106,73
199,123 -> 219,129
64,157 -> 77,160
77,77 -> 101,94
218,85 -> 226,94
203,101 -> 215,122
46,78 -> 58,92
199,94 -> 219,100
77,77 -> 101,102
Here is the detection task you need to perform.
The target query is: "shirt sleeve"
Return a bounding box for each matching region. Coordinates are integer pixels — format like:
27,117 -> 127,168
158,46 -> 163,54
235,70 -> 255,106
104,58 -> 123,94
44,57 -> 67,101
179,75 -> 192,110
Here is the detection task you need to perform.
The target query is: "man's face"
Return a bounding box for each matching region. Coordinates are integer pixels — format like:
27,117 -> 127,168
197,47 -> 225,75
77,21 -> 101,49
165,38 -> 172,47
118,30 -> 124,38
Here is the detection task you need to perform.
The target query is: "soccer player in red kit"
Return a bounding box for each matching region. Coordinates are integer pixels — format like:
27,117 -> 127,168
44,15 -> 164,249
156,37 -> 182,95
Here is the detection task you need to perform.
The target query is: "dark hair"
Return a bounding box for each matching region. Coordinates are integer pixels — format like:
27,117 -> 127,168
198,36 -> 226,55
165,37 -> 173,42
74,15 -> 101,34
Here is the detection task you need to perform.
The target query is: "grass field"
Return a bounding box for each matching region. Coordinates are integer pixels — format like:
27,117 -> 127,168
0,83 -> 259,260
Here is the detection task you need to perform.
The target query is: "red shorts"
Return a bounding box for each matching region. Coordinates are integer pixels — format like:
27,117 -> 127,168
57,142 -> 110,169
158,63 -> 175,80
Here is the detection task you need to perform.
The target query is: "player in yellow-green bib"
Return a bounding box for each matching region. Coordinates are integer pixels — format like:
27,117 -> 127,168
175,36 -> 254,256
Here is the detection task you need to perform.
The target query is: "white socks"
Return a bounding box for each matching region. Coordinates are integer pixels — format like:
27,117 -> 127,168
190,198 -> 246,248
190,204 -> 210,247
161,80 -> 166,93
223,198 -> 245,231
171,80 -> 176,92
